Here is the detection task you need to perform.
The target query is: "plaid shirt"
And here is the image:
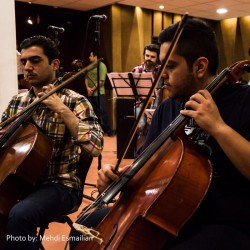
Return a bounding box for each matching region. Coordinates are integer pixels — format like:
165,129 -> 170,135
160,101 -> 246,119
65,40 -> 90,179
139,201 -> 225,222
132,63 -> 161,80
1,87 -> 104,191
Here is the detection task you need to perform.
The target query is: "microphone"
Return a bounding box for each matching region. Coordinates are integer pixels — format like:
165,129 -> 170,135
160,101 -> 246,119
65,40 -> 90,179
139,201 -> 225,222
90,14 -> 107,21
48,26 -> 65,33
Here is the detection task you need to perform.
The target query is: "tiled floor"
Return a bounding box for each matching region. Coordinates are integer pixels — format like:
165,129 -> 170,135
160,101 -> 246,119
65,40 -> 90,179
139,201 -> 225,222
41,135 -> 133,250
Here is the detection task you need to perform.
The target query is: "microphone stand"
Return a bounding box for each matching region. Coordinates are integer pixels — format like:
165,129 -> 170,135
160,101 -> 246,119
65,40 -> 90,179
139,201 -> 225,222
47,28 -> 60,46
94,18 -> 102,170
83,16 -> 105,201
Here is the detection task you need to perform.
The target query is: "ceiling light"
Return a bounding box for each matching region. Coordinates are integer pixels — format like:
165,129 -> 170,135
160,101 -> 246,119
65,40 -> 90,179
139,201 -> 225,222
159,5 -> 164,10
27,16 -> 33,25
216,8 -> 228,14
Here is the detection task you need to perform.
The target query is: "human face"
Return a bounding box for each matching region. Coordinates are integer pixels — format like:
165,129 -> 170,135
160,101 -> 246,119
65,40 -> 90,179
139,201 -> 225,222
89,52 -> 97,63
144,49 -> 157,70
21,46 -> 59,89
160,42 -> 200,102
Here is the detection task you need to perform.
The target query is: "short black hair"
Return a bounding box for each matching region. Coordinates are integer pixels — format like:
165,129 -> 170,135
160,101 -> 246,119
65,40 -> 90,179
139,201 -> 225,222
144,44 -> 160,57
20,35 -> 60,64
158,18 -> 219,75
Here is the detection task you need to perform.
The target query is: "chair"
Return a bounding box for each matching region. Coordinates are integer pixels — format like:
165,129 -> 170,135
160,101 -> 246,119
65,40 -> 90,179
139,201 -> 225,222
35,150 -> 93,250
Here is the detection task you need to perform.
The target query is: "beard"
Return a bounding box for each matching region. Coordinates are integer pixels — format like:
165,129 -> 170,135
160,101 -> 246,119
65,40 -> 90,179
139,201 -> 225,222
145,60 -> 155,69
30,81 -> 45,88
171,72 -> 198,103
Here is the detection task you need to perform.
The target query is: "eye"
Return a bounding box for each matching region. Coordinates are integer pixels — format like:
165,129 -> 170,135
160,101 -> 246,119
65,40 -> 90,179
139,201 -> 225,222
29,57 -> 41,64
165,63 -> 175,69
20,59 -> 27,66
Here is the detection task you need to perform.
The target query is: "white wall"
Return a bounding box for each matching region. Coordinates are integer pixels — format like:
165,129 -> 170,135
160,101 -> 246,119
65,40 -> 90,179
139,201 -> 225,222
0,0 -> 18,117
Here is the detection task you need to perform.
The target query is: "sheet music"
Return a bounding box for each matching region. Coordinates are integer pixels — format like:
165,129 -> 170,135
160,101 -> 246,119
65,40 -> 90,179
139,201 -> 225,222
107,72 -> 154,97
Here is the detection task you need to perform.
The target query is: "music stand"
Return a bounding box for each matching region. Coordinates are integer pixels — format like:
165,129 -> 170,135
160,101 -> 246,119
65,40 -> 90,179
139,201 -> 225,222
107,72 -> 154,159
108,72 -> 154,98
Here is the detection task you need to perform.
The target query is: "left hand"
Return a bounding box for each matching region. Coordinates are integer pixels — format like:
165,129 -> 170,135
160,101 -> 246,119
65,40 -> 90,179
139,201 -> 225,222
37,84 -> 65,113
180,89 -> 225,135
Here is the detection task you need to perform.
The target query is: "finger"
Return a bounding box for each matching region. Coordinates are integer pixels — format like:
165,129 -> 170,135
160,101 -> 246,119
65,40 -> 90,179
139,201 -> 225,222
102,164 -> 119,181
117,164 -> 130,175
189,92 -> 205,104
184,100 -> 200,111
37,92 -> 45,98
180,109 -> 195,118
196,89 -> 212,99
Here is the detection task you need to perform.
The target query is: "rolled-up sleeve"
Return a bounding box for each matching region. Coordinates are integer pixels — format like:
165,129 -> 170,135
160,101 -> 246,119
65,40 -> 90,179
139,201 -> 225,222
74,96 -> 104,157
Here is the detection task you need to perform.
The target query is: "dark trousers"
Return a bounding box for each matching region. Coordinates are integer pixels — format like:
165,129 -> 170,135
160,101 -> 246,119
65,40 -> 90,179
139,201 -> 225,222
163,224 -> 250,250
5,183 -> 80,250
88,95 -> 111,134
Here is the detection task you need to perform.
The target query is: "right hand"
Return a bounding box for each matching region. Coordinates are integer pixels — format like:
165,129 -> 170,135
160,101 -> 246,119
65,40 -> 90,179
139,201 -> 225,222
87,88 -> 93,97
97,164 -> 130,193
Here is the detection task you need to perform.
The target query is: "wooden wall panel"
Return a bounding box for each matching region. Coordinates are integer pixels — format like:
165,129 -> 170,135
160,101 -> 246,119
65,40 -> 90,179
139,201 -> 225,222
220,18 -> 238,66
163,13 -> 173,29
239,16 -> 250,60
111,5 -> 152,72
214,16 -> 249,81
153,11 -> 163,37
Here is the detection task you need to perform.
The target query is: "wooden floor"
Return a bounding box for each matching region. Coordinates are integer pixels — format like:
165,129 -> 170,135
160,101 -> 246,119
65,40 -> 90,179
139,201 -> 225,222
42,134 -> 133,250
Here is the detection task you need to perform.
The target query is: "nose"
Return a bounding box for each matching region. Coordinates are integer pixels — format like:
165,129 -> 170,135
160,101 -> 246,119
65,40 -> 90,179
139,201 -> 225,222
162,69 -> 169,79
23,60 -> 33,71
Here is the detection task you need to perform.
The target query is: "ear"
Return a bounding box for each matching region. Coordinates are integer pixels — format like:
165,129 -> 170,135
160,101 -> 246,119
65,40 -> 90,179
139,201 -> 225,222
193,57 -> 209,78
51,59 -> 60,71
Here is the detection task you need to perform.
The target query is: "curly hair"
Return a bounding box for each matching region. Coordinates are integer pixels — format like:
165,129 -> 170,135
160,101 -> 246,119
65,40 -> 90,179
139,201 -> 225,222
20,35 -> 60,64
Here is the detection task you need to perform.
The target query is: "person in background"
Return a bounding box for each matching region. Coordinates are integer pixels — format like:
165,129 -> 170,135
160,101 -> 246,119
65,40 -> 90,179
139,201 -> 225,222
132,44 -> 163,144
2,35 -> 104,250
85,51 -> 113,137
132,43 -> 161,80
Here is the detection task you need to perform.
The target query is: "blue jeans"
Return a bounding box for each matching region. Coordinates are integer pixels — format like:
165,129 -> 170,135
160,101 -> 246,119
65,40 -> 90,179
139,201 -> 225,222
5,183 -> 80,250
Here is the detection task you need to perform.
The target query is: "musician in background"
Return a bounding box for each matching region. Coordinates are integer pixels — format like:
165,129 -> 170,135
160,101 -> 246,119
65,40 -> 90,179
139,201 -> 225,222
132,44 -> 162,134
132,43 -> 161,79
95,18 -> 250,249
85,51 -> 112,137
2,35 -> 104,250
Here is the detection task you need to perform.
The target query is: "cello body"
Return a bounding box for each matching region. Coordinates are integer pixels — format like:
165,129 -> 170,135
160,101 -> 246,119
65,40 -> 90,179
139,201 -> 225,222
0,122 -> 53,248
0,122 -> 53,216
75,132 -> 212,249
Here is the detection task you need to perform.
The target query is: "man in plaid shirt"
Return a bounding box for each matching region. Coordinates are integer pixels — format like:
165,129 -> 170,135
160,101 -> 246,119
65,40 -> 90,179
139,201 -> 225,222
2,35 -> 104,250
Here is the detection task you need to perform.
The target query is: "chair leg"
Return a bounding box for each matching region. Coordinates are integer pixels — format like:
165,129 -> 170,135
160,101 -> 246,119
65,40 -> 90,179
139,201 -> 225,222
82,193 -> 95,201
35,216 -> 75,250
35,225 -> 47,250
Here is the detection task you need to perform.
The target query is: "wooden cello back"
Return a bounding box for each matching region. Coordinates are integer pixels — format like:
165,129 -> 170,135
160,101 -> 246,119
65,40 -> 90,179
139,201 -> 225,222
0,123 -> 53,216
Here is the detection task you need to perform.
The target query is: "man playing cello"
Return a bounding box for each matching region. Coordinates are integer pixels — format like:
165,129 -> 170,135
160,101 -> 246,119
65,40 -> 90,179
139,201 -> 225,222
1,35 -> 103,250
73,18 -> 250,249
